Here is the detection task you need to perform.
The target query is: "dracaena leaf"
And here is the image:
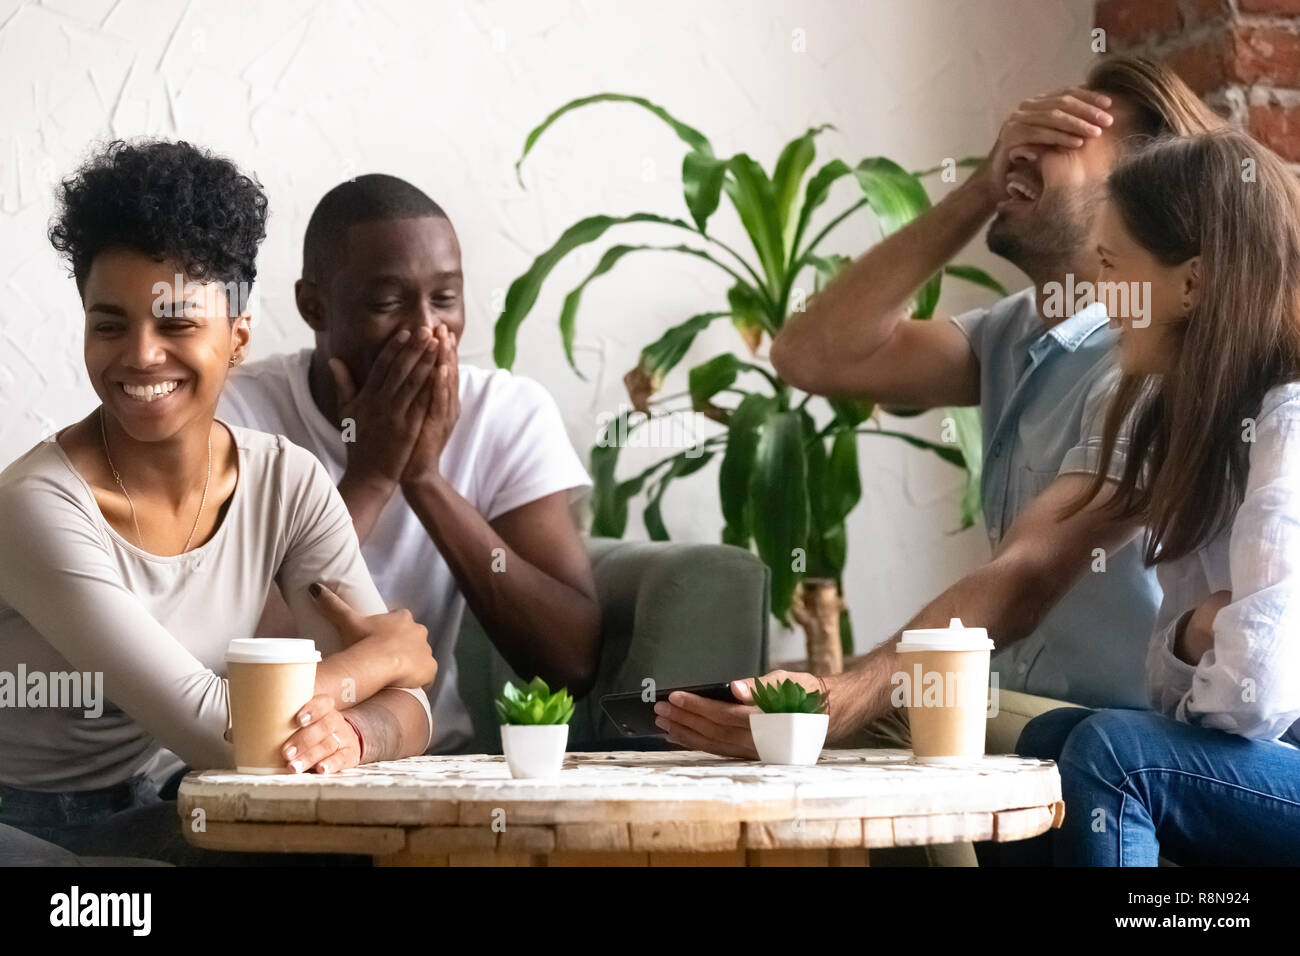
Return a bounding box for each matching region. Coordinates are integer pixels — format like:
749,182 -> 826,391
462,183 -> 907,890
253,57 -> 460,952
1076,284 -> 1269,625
944,264 -> 1009,297
643,449 -> 714,541
724,154 -> 785,297
819,522 -> 847,579
851,157 -> 931,236
516,93 -> 714,187
727,282 -> 770,352
494,212 -> 693,370
633,311 -> 729,398
688,354 -> 742,409
944,405 -> 983,531
825,428 -> 861,526
591,410 -> 641,538
800,409 -> 828,532
829,396 -> 874,428
791,158 -> 853,261
860,428 -> 965,469
749,410 -> 810,622
719,393 -> 776,548
914,271 -> 942,320
683,151 -> 729,232
555,243 -> 729,376
806,253 -> 851,294
772,125 -> 834,255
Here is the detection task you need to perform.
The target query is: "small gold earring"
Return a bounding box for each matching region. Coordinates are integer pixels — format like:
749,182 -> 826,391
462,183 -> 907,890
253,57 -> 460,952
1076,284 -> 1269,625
228,357 -> 238,368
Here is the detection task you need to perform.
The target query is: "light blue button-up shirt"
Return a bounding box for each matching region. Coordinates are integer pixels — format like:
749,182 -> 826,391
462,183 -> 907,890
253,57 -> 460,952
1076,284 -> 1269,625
952,287 -> 1162,709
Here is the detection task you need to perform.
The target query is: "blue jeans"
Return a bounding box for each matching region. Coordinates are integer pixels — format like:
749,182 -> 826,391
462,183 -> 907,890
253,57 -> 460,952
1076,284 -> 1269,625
0,774 -> 170,851
1018,707 -> 1300,866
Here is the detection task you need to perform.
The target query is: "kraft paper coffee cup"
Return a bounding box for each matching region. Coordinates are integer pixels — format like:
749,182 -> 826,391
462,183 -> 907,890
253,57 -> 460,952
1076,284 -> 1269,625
895,618 -> 993,764
225,639 -> 321,774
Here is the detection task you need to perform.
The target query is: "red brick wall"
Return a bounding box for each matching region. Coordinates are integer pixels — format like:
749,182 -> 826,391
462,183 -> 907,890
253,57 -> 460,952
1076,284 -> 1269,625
1095,0 -> 1300,160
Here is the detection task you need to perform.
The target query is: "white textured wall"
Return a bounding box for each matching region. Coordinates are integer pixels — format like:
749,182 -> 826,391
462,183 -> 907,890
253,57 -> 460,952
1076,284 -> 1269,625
0,0 -> 1096,662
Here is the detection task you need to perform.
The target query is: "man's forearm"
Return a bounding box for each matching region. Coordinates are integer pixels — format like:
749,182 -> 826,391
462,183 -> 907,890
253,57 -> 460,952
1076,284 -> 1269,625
829,475 -> 1141,735
825,637 -> 903,741
345,688 -> 430,762
401,474 -> 601,694
830,549 -> 1052,734
775,169 -> 997,370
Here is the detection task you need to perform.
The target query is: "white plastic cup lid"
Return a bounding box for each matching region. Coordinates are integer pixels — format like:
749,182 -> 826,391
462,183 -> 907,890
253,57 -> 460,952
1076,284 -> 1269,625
897,617 -> 993,652
225,638 -> 321,664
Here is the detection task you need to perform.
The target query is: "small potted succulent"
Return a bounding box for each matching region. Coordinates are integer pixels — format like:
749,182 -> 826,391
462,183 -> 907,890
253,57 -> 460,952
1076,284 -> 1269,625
495,677 -> 575,779
748,678 -> 829,766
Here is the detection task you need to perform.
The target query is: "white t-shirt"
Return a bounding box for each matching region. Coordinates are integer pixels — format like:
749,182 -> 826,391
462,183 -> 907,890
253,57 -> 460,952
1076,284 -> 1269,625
218,349 -> 593,753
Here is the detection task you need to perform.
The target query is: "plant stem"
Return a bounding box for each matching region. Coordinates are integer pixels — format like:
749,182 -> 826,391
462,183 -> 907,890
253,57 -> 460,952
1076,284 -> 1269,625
795,196 -> 870,270
696,229 -> 772,305
741,362 -> 782,392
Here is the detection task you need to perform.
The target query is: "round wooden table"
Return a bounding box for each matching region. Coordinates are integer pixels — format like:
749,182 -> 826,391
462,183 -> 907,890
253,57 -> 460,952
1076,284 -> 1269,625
178,748 -> 1064,866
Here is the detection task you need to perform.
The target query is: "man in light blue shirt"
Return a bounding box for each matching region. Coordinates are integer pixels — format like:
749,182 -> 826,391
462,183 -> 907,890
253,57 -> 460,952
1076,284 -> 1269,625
656,56 -> 1224,762
952,290 -> 1157,708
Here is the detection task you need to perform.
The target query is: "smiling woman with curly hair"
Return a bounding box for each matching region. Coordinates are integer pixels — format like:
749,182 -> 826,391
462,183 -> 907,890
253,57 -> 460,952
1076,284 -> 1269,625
0,140 -> 437,865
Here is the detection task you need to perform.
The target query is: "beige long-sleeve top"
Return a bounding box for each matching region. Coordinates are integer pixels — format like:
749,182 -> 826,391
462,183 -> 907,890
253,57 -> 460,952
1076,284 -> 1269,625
0,421 -> 431,792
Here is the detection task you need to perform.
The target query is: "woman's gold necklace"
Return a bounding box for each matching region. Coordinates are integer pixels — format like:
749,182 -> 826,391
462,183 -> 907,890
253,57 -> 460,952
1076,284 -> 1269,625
99,407 -> 211,554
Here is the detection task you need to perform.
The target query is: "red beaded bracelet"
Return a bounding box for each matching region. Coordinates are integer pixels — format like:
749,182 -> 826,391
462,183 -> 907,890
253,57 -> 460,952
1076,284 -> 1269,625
342,714 -> 365,762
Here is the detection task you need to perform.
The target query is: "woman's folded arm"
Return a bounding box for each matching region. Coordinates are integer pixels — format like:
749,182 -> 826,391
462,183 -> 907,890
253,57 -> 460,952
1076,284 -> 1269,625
1167,399 -> 1300,740
346,687 -> 434,761
0,477 -> 234,768
274,441 -> 435,749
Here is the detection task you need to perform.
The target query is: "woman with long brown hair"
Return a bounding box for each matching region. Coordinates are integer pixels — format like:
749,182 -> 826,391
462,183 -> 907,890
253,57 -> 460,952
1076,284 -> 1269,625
1017,127 -> 1300,866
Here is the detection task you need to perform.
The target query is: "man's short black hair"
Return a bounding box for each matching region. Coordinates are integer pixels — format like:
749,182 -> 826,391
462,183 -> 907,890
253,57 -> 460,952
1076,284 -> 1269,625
302,174 -> 448,282
48,139 -> 268,301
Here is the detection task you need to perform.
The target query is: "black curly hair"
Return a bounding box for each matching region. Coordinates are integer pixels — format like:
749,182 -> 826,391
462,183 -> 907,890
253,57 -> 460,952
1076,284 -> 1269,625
48,139 -> 269,314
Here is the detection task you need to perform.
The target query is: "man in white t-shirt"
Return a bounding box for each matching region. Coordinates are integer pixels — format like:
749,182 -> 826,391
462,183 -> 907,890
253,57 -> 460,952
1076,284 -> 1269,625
218,174 -> 600,754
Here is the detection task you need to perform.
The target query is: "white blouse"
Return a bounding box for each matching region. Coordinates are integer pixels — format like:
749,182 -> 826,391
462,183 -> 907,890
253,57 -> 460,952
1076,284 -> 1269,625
1146,382 -> 1300,744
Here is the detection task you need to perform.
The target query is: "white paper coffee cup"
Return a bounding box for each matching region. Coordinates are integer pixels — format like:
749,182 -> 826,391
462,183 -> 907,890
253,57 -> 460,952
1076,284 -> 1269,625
226,639 -> 321,774
896,618 -> 993,764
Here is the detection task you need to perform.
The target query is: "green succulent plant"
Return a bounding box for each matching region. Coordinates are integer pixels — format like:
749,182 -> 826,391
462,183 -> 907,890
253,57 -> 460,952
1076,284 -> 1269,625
750,678 -> 827,715
494,677 -> 576,726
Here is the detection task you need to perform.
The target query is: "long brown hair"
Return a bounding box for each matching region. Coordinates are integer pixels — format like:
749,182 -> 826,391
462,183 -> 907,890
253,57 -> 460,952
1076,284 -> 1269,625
1069,130 -> 1300,564
1086,56 -> 1225,138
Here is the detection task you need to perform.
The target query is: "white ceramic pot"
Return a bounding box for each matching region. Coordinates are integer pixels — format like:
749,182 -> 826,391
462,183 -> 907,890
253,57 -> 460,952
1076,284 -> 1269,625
749,712 -> 829,765
500,724 -> 570,779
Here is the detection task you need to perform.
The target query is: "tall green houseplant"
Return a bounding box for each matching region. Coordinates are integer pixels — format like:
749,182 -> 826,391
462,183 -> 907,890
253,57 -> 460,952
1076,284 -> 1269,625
494,94 -> 1005,672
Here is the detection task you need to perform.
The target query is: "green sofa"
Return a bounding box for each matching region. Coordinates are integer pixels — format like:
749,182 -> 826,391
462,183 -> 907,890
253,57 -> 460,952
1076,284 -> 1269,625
453,537 -> 771,753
